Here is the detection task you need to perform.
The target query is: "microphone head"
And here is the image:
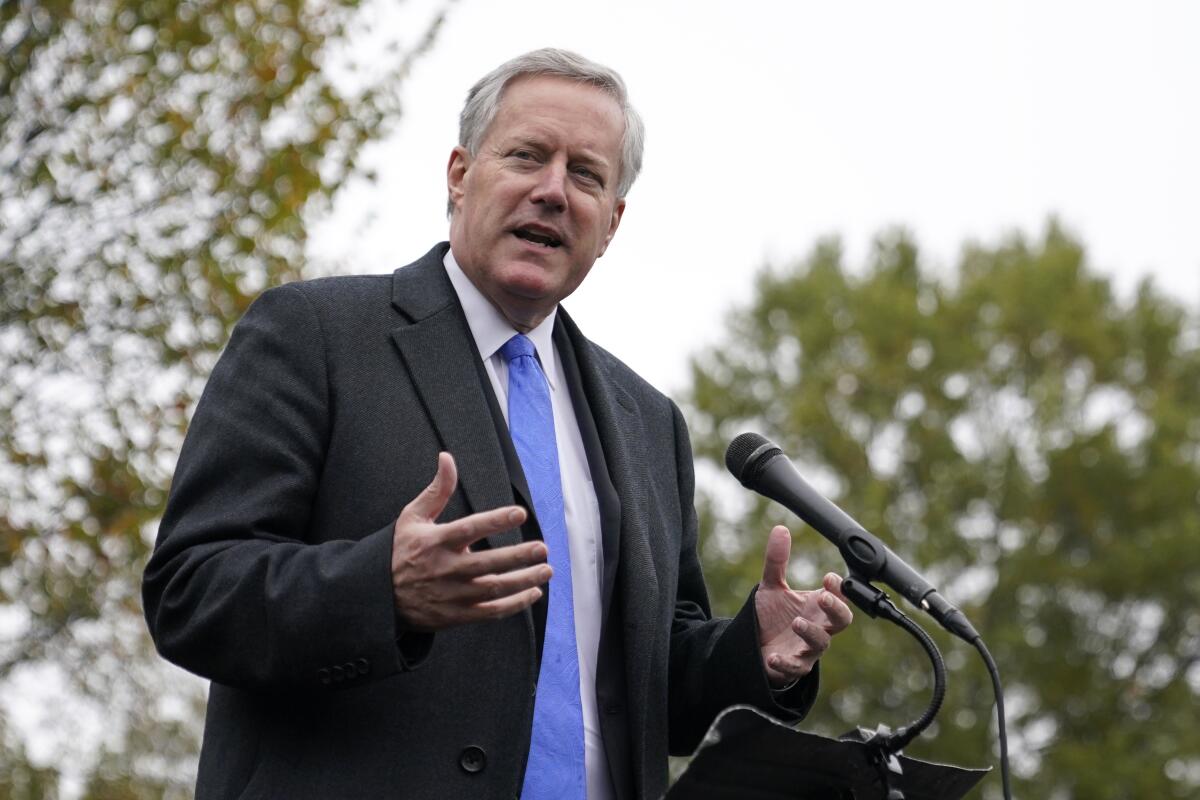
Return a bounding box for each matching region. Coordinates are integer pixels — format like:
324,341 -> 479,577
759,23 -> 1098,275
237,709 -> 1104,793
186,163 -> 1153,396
725,432 -> 784,486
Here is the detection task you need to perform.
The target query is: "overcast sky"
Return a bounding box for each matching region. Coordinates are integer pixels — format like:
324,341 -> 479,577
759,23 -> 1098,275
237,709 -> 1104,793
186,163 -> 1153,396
15,5 -> 1199,793
312,0 -> 1200,395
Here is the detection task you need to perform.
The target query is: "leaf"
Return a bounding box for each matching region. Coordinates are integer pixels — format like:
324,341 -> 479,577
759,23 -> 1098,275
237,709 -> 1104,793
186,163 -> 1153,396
0,0 -> 454,790
687,221 -> 1200,799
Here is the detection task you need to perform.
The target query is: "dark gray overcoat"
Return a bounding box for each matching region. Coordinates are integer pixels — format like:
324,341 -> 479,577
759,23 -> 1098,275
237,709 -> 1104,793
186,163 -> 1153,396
142,243 -> 817,799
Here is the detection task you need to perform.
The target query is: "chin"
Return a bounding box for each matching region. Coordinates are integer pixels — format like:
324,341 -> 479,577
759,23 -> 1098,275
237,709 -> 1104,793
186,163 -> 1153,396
496,260 -> 560,293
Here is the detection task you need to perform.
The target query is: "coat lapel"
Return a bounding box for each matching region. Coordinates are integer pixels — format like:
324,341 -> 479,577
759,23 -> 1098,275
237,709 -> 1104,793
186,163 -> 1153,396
389,244 -> 521,550
558,310 -> 660,779
557,311 -> 660,616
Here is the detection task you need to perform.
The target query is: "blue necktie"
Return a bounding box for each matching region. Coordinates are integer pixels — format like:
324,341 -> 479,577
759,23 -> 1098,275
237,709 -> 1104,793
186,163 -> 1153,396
500,334 -> 586,800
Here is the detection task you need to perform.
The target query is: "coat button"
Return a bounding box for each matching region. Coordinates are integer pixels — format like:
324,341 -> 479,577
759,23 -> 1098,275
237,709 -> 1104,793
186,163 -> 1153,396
317,668 -> 331,685
355,657 -> 370,675
331,665 -> 344,682
342,661 -> 357,678
459,745 -> 487,774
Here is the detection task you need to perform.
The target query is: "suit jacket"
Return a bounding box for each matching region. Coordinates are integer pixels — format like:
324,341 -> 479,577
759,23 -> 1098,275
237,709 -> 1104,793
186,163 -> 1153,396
142,243 -> 817,799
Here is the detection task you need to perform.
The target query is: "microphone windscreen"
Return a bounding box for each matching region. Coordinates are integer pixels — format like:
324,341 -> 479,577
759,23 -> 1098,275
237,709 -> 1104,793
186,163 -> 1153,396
724,432 -> 781,484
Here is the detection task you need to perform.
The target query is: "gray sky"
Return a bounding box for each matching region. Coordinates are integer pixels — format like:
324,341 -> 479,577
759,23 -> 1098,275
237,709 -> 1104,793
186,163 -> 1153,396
15,4 -> 1198,793
312,0 -> 1200,395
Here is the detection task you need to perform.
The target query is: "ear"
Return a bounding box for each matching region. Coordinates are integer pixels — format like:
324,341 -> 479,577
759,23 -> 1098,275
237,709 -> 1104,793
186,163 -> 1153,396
446,146 -> 472,212
596,198 -> 626,258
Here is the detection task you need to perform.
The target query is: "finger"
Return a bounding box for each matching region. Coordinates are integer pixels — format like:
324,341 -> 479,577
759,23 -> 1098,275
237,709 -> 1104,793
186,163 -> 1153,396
458,540 -> 548,578
460,562 -> 553,603
470,586 -> 544,622
816,589 -> 854,633
440,504 -> 528,549
766,650 -> 817,682
403,452 -> 458,523
791,615 -> 833,655
823,572 -> 848,600
760,525 -> 792,589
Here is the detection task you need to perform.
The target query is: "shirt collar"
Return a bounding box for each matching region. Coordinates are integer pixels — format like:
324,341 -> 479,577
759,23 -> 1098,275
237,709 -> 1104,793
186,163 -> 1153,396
443,248 -> 559,390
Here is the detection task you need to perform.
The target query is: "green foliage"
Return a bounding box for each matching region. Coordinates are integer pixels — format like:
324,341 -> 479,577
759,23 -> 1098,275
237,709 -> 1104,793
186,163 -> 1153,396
0,0 -> 449,792
687,222 -> 1200,798
0,715 -> 60,800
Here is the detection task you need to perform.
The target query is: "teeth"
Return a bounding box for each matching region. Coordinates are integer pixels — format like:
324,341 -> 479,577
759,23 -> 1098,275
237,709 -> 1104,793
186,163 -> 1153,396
515,229 -> 560,247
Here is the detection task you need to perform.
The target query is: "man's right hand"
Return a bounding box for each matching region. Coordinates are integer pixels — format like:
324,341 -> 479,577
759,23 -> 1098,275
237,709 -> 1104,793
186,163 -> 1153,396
392,451 -> 549,631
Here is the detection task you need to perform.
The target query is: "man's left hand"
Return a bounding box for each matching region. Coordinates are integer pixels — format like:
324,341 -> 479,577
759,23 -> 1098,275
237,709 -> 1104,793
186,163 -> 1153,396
755,525 -> 854,689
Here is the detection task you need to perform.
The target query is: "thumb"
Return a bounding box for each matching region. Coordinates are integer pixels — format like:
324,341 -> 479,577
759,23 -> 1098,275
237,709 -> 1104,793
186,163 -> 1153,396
760,525 -> 792,589
404,452 -> 457,523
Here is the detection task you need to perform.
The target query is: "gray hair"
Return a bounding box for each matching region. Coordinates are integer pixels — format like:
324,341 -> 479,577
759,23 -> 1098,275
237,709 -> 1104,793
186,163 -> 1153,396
450,48 -> 644,212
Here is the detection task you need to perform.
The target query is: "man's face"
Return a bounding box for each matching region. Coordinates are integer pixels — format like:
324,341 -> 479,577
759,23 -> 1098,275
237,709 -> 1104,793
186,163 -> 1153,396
447,75 -> 626,331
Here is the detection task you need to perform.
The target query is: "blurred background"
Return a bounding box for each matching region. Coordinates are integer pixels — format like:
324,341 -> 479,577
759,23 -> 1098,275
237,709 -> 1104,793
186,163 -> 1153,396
1,1 -> 1197,797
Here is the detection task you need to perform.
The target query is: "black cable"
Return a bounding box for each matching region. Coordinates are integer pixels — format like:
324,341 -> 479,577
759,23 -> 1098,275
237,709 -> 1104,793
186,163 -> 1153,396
880,607 -> 947,753
842,574 -> 1013,798
972,636 -> 1013,800
839,576 -> 946,754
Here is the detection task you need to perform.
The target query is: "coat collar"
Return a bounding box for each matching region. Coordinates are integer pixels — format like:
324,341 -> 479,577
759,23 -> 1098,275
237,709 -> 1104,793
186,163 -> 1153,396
392,246 -> 662,791
389,243 -> 523,549
557,310 -> 662,793
390,243 -> 660,628
555,311 -> 660,622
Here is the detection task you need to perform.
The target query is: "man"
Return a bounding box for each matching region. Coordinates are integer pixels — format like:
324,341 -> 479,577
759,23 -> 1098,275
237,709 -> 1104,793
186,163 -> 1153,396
143,48 -> 852,799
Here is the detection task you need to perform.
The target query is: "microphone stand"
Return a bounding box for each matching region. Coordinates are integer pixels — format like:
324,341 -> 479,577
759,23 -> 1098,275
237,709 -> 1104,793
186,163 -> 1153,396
665,575 -> 987,800
838,575 -> 948,800
722,432 -> 1010,796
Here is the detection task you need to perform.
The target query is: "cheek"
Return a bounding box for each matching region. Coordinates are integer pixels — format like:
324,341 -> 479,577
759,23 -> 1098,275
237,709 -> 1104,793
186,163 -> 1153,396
586,215 -> 616,251
480,196 -> 515,235
462,200 -> 505,244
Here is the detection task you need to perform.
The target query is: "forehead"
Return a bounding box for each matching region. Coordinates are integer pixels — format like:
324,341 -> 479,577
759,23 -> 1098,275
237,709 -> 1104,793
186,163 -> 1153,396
487,75 -> 624,157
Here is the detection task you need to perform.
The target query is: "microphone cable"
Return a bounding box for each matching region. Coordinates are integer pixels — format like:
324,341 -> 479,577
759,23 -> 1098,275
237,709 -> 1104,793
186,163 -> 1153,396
840,575 -> 947,754
973,635 -> 1013,800
726,432 -> 1013,798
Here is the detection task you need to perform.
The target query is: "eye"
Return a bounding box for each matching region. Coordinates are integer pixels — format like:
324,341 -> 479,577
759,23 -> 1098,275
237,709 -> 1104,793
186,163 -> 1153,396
572,165 -> 601,184
511,149 -> 538,161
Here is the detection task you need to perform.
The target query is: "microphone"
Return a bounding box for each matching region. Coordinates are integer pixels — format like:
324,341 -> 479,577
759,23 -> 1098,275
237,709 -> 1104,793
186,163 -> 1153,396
725,432 -> 979,643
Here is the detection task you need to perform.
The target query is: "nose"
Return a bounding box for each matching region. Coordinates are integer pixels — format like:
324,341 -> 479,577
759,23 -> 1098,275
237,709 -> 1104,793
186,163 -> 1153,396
528,160 -> 567,212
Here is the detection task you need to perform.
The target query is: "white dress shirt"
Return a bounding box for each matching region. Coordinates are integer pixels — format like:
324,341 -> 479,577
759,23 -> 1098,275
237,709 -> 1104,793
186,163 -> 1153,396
444,250 -> 614,800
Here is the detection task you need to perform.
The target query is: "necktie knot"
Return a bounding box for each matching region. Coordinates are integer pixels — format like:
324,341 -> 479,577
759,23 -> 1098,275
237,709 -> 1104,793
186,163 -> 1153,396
499,333 -> 536,363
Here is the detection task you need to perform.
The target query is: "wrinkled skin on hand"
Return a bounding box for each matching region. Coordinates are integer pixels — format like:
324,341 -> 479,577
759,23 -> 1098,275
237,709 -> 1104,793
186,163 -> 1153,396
754,525 -> 854,688
392,452 -> 551,631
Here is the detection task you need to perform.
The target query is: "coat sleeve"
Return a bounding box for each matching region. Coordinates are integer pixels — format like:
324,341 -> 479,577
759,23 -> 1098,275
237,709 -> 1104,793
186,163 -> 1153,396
142,284 -> 427,693
664,401 -> 819,755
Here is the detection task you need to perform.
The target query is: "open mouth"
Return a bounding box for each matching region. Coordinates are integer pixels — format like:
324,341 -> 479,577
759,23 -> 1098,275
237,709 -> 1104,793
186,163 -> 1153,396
513,227 -> 563,248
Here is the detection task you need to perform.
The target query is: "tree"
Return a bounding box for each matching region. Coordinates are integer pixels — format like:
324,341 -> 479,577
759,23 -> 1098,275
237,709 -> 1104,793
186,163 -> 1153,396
0,0 -> 450,793
687,222 -> 1200,799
